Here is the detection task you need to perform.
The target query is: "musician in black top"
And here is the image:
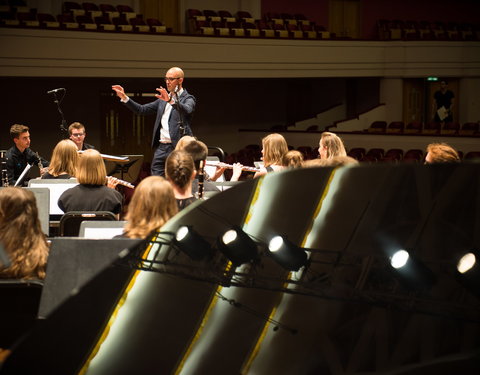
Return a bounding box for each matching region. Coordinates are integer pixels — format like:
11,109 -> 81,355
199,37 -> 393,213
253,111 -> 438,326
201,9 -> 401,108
5,124 -> 48,186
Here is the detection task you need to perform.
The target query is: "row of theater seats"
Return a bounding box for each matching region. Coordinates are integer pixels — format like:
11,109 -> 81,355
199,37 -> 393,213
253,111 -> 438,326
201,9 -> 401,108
0,1 -> 169,33
377,19 -> 480,41
364,121 -> 480,136
187,9 -> 330,39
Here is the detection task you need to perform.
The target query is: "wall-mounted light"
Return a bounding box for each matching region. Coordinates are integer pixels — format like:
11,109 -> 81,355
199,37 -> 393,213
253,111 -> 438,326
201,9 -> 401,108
268,235 -> 308,271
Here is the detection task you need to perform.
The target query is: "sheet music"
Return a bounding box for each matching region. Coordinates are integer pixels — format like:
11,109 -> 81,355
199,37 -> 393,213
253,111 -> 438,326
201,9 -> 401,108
437,106 -> 448,121
14,163 -> 32,186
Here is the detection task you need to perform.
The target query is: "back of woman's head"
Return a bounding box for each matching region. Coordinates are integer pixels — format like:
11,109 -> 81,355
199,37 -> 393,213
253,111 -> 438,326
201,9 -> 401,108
175,135 -> 196,151
0,187 -> 48,279
124,176 -> 178,238
320,132 -> 347,159
282,150 -> 304,168
165,150 -> 195,190
262,133 -> 289,166
49,139 -> 78,177
76,149 -> 106,185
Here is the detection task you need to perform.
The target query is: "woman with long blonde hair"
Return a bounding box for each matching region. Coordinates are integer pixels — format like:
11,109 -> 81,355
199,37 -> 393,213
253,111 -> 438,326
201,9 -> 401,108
123,176 -> 178,238
254,133 -> 289,178
41,139 -> 78,179
318,132 -> 347,160
0,187 -> 49,279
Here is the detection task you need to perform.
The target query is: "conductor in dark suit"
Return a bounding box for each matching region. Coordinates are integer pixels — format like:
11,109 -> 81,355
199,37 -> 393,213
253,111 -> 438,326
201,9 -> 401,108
112,67 -> 196,176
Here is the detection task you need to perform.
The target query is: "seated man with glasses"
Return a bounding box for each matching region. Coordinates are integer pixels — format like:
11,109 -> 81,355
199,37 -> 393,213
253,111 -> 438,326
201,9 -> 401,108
68,122 -> 95,151
112,66 -> 196,177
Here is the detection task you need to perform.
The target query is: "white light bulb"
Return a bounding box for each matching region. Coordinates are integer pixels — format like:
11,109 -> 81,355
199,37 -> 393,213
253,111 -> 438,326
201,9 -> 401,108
457,253 -> 476,274
391,250 -> 409,269
269,236 -> 284,252
222,229 -> 237,245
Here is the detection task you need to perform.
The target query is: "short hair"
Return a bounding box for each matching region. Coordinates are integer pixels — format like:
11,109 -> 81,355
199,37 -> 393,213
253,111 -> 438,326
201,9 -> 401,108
10,124 -> 29,139
0,187 -> 49,279
183,140 -> 208,171
48,139 -> 78,177
319,132 -> 347,159
282,150 -> 304,168
76,149 -> 107,185
426,143 -> 460,163
262,133 -> 289,167
68,122 -> 85,135
175,135 -> 197,151
124,176 -> 178,239
166,150 -> 195,191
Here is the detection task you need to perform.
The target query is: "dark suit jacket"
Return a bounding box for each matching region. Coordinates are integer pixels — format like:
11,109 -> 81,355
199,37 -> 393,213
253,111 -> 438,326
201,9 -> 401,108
124,89 -> 196,148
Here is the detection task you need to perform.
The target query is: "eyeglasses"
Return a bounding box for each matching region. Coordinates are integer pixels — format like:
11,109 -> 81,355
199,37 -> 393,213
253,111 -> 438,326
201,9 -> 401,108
71,133 -> 85,137
165,77 -> 181,82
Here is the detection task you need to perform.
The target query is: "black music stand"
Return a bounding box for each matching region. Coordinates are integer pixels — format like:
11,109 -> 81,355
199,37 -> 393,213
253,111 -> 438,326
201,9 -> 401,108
105,155 -> 144,183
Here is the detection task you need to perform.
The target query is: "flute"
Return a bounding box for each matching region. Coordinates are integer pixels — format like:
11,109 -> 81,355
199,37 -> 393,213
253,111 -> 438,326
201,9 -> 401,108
205,161 -> 261,173
107,176 -> 135,189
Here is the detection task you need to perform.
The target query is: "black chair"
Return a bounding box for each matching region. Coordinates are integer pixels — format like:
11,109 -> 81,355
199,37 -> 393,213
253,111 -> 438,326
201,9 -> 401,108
59,211 -> 117,237
0,279 -> 43,348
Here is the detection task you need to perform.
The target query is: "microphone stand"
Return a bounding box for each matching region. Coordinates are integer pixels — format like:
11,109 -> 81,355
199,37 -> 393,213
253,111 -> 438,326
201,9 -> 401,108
51,90 -> 68,138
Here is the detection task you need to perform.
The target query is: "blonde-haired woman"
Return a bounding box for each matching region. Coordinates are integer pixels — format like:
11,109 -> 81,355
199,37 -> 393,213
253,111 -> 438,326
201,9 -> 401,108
58,149 -> 123,216
0,187 -> 49,279
254,133 -> 289,178
318,132 -> 347,160
122,176 -> 178,238
41,139 -> 78,179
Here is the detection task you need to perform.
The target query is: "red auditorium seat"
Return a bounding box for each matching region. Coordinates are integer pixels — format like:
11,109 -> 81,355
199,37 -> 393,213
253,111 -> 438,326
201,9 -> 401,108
82,2 -> 102,18
227,21 -> 245,37
441,122 -> 460,135
99,4 -> 119,19
367,121 -> 387,133
203,9 -> 221,22
218,10 -> 235,23
387,121 -> 404,133
76,14 -> 97,30
348,148 -> 366,161
57,13 -> 79,29
244,22 -> 260,37
404,121 -> 422,134
301,23 -> 318,39
287,23 -> 303,38
256,19 -> 274,38
94,15 -> 115,31
147,18 -> 167,33
403,149 -> 424,163
193,19 -> 213,35
273,23 -> 289,38
16,12 -> 39,27
383,149 -> 404,162
365,148 -> 385,161
112,16 -> 133,32
423,121 -> 440,134
459,122 -> 479,135
64,1 -> 85,17
37,13 -> 60,28
129,17 -> 149,33
464,151 -> 480,160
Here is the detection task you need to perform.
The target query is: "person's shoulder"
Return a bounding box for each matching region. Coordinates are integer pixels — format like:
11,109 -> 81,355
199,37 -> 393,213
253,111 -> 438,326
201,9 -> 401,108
82,143 -> 95,150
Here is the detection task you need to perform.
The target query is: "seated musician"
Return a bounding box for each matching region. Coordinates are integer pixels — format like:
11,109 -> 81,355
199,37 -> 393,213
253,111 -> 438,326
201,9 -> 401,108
165,150 -> 197,210
254,133 -> 289,178
41,139 -> 78,179
318,132 -> 347,160
121,176 -> 177,239
0,187 -> 49,280
58,149 -> 123,217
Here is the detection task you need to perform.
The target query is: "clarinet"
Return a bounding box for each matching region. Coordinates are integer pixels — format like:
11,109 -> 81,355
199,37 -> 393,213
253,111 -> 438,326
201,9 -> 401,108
197,160 -> 205,199
0,150 -> 8,187
35,152 -> 48,175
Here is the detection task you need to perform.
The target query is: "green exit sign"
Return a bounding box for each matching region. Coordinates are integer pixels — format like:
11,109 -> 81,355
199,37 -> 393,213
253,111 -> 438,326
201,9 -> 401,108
427,77 -> 438,81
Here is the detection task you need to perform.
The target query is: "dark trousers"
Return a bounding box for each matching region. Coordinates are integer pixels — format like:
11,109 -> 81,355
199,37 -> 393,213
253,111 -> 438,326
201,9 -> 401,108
151,143 -> 174,177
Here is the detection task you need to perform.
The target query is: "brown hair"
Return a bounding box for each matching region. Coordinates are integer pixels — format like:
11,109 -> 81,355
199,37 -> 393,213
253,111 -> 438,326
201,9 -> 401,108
76,149 -> 107,185
0,187 -> 49,279
262,133 -> 289,167
48,139 -> 78,177
183,140 -> 208,171
68,122 -> 85,135
319,132 -> 347,159
10,124 -> 29,139
165,150 -> 195,191
282,150 -> 304,168
124,176 -> 178,238
174,135 -> 196,151
426,143 -> 460,163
